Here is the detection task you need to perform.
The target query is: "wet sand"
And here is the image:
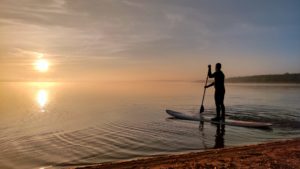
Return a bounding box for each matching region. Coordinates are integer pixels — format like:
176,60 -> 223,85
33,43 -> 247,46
75,138 -> 300,169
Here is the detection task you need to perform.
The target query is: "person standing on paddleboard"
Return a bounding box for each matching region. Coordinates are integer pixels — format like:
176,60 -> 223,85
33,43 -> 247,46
205,63 -> 225,121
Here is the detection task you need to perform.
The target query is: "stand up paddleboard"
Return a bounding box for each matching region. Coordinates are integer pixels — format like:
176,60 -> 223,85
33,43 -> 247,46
166,109 -> 272,128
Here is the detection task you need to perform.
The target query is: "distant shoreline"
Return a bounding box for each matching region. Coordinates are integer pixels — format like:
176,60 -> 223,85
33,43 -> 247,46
1,73 -> 300,83
226,73 -> 300,83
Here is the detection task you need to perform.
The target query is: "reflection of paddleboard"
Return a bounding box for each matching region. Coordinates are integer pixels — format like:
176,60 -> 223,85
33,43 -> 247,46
166,109 -> 272,128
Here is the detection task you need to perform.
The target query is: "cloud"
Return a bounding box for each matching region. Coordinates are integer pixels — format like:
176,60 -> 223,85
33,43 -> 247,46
121,0 -> 145,8
0,0 -> 299,81
0,0 -> 177,56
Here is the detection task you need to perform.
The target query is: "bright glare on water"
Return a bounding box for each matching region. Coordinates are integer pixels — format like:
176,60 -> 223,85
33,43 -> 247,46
36,89 -> 48,112
0,82 -> 299,169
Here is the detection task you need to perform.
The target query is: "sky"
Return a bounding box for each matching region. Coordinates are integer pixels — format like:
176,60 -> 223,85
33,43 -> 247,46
0,0 -> 299,81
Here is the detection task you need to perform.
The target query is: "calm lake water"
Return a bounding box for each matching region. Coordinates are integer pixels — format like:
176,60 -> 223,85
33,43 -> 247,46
0,82 -> 299,169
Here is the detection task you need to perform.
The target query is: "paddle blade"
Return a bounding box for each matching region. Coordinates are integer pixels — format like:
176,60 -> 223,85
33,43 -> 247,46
200,105 -> 204,113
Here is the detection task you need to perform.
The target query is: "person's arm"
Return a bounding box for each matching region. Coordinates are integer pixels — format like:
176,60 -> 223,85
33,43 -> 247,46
205,82 -> 215,88
208,65 -> 215,78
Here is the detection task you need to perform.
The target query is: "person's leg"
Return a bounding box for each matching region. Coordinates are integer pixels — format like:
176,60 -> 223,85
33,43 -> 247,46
221,104 -> 225,119
216,104 -> 221,118
220,92 -> 225,120
214,92 -> 221,119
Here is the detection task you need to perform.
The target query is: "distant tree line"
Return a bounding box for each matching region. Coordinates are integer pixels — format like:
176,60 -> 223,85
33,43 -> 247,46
226,73 -> 300,83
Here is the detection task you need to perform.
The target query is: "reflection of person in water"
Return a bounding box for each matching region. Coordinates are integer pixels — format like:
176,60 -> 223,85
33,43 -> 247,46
214,124 -> 225,149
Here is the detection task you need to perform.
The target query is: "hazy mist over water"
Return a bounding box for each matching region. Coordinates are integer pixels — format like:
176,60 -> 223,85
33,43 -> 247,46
0,82 -> 299,168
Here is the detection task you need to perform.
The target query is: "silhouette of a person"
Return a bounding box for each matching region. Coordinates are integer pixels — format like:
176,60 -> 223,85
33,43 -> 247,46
214,124 -> 225,149
205,63 -> 225,121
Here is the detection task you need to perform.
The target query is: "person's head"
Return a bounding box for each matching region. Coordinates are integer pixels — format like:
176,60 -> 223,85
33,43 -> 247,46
215,63 -> 222,71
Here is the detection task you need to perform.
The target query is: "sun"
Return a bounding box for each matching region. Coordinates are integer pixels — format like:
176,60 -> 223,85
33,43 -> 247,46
35,59 -> 49,72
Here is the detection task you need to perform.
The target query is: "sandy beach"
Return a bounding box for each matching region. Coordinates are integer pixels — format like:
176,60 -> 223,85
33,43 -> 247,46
75,138 -> 300,169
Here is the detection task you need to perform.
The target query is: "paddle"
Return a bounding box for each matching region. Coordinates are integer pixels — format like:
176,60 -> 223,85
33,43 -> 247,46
200,70 -> 209,114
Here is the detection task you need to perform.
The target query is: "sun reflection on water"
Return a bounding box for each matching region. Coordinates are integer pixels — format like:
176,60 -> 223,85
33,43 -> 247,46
28,82 -> 58,112
37,89 -> 48,112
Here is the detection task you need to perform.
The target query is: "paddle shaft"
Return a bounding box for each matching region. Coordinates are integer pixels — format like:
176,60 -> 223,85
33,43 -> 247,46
201,72 -> 209,107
